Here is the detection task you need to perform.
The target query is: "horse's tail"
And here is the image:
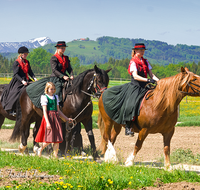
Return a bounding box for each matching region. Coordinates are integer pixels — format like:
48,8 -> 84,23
10,93 -> 22,142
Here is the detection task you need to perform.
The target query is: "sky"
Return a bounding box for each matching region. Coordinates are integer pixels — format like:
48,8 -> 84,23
1,0 -> 200,46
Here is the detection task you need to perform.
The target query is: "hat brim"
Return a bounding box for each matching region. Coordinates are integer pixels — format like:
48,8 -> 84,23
132,48 -> 147,50
55,45 -> 68,47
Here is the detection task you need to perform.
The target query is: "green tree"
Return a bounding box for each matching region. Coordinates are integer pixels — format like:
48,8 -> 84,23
27,48 -> 52,74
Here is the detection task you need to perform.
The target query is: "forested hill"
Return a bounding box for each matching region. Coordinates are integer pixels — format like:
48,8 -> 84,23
42,36 -> 200,65
2,36 -> 200,67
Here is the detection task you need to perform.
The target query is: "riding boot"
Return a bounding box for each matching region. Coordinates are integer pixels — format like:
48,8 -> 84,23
125,121 -> 134,136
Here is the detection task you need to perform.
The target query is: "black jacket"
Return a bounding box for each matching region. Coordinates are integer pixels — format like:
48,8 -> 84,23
50,55 -> 73,78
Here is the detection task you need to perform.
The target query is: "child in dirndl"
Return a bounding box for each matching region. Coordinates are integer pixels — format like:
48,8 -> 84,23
35,82 -> 73,158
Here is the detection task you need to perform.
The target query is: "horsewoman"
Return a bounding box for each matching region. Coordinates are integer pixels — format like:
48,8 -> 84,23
26,41 -> 74,108
50,41 -> 74,106
1,46 -> 38,115
102,43 -> 159,136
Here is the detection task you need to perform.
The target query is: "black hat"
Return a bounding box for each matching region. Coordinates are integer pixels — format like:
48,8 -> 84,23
18,46 -> 29,54
55,41 -> 68,47
132,43 -> 147,50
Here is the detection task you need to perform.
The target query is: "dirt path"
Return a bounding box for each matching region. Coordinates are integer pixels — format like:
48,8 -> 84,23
1,127 -> 200,161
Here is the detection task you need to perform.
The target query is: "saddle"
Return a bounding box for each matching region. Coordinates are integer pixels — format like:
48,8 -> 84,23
61,80 -> 72,107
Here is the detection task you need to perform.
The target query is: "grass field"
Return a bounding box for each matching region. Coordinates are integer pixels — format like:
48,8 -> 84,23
0,150 -> 200,189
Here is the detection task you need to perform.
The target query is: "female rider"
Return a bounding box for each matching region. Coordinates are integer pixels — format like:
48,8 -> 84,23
1,46 -> 37,115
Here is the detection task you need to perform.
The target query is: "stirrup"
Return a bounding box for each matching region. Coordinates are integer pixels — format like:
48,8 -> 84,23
9,111 -> 16,116
125,127 -> 134,137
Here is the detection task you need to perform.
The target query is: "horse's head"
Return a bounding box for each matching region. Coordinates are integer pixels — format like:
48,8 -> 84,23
179,67 -> 200,96
88,65 -> 111,97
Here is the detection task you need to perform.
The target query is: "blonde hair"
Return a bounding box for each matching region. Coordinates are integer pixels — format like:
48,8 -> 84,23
44,82 -> 56,94
55,49 -> 59,54
131,50 -> 136,58
18,53 -> 23,58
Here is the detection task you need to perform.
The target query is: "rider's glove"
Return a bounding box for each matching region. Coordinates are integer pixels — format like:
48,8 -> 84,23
147,79 -> 156,84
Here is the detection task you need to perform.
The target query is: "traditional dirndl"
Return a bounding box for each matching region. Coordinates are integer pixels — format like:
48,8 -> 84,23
35,111 -> 63,143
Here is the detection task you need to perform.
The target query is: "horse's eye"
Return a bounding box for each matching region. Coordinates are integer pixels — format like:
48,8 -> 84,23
192,79 -> 197,81
98,80 -> 101,83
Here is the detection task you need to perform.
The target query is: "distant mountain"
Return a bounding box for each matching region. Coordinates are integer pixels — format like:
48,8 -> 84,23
1,36 -> 200,66
0,37 -> 54,53
41,36 -> 200,65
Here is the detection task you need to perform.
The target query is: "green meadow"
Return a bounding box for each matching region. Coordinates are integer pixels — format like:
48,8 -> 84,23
0,150 -> 200,189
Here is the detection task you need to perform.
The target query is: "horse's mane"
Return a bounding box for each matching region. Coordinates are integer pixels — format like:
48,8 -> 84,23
153,71 -> 192,112
66,69 -> 94,94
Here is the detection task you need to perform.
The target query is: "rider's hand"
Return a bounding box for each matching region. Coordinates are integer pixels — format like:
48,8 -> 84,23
70,75 -> 74,80
63,76 -> 69,81
22,80 -> 28,86
67,118 -> 73,123
147,79 -> 156,84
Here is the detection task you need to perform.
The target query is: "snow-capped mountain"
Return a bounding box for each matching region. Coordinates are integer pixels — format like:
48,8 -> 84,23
0,37 -> 54,53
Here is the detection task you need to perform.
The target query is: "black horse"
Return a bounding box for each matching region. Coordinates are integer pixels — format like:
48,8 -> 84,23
9,65 -> 111,159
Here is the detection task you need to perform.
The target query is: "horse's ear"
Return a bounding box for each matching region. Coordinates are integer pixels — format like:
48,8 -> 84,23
185,67 -> 189,72
181,67 -> 189,73
181,67 -> 186,73
105,68 -> 112,73
94,65 -> 101,73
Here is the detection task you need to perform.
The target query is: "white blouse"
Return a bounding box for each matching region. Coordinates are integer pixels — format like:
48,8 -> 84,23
129,59 -> 152,73
40,94 -> 60,106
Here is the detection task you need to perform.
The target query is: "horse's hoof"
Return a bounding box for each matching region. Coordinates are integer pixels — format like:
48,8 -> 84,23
81,151 -> 86,156
18,143 -> 27,154
125,152 -> 135,167
24,148 -> 29,155
33,146 -> 39,154
93,152 -> 100,161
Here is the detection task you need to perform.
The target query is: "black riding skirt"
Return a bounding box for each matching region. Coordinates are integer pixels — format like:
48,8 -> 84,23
102,82 -> 148,125
26,76 -> 64,109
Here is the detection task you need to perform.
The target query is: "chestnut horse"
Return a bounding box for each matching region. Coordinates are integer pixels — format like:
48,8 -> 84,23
9,65 -> 110,159
98,67 -> 200,169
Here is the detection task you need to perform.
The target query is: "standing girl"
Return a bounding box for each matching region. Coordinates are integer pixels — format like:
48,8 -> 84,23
35,82 -> 73,158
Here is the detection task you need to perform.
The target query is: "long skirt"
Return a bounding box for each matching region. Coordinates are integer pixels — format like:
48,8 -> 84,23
35,111 -> 63,143
26,76 -> 64,109
102,82 -> 148,125
1,77 -> 26,111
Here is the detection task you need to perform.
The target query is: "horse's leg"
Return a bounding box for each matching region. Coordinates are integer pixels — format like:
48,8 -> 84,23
82,117 -> 99,160
162,128 -> 175,170
59,122 -> 68,156
0,114 -> 5,129
125,128 -> 149,166
71,122 -> 83,155
110,123 -> 122,145
19,110 -> 35,154
32,118 -> 42,153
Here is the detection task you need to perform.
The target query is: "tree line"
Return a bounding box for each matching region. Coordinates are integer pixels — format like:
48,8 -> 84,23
1,48 -> 200,80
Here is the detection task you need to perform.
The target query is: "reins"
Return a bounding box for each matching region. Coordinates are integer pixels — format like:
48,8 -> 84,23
145,82 -> 157,100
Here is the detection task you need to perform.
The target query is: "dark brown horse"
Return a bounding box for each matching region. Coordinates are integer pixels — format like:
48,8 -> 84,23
9,65 -> 111,159
98,67 -> 200,168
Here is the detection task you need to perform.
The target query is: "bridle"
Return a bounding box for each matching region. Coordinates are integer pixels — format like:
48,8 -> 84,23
87,73 -> 107,92
180,81 -> 200,95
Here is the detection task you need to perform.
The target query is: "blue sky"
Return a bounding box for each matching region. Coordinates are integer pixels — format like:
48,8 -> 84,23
1,0 -> 200,46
